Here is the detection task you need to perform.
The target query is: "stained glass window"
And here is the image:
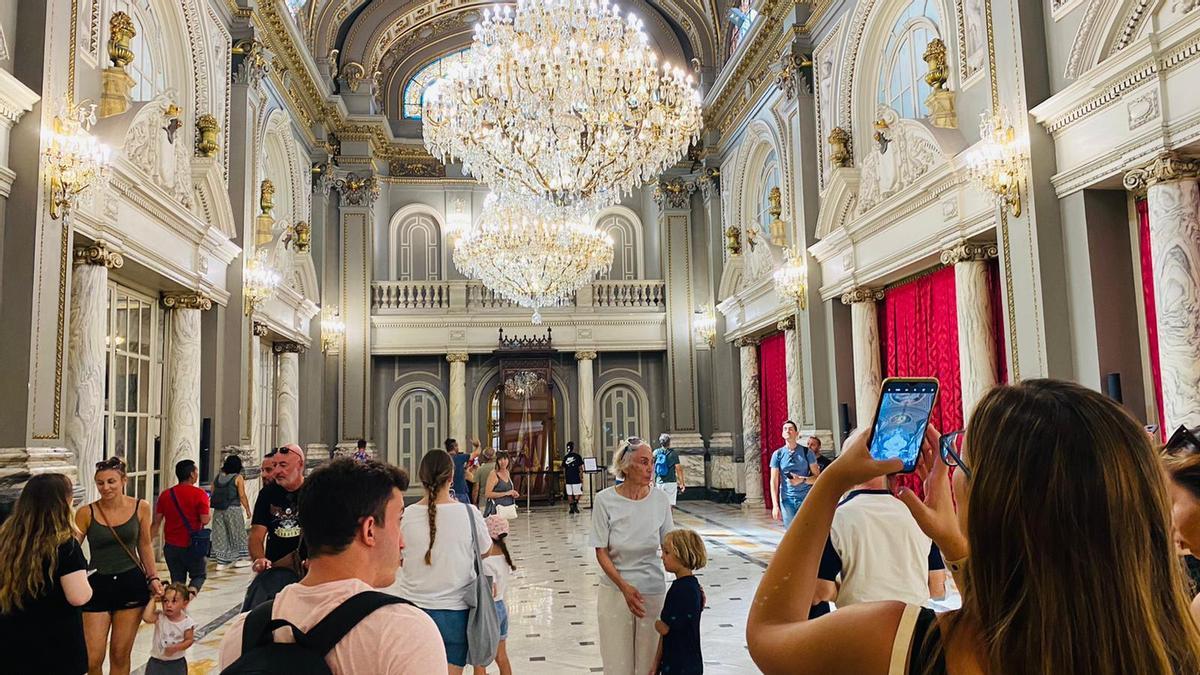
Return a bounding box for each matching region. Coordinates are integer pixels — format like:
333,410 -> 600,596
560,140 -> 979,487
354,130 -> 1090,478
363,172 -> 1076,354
403,50 -> 469,120
879,0 -> 941,119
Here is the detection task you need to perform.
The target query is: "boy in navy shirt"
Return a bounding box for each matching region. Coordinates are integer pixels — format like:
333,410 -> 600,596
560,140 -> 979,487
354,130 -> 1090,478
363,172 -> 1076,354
653,528 -> 708,674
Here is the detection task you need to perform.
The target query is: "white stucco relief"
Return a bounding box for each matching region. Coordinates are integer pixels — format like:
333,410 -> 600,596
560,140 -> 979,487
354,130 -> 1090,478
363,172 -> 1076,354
122,94 -> 195,208
857,106 -> 948,214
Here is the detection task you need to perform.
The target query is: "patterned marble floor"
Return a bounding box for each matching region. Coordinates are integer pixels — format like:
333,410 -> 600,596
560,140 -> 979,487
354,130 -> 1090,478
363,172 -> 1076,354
122,500 -> 878,674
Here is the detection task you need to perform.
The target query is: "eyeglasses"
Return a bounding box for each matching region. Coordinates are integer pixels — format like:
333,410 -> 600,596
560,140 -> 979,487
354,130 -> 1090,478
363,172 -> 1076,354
939,430 -> 971,479
1165,425 -> 1200,455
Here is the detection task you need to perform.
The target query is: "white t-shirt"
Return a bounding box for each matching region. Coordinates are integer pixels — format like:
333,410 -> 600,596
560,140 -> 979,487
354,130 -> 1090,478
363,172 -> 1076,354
151,613 -> 196,661
396,502 -> 491,610
482,554 -> 512,601
823,490 -> 942,607
589,486 -> 674,595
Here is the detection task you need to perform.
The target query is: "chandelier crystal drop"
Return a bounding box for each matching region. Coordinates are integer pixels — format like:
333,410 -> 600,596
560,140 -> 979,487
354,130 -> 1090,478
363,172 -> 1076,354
453,194 -> 614,324
422,0 -> 703,215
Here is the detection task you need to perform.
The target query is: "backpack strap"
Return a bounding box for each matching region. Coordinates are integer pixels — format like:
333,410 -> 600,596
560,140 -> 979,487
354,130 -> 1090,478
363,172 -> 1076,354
301,591 -> 414,655
241,598 -> 300,652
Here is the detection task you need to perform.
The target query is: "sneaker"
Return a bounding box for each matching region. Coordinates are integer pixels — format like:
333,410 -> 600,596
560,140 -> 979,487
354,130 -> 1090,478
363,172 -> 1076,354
215,563 -> 230,572
233,560 -> 252,568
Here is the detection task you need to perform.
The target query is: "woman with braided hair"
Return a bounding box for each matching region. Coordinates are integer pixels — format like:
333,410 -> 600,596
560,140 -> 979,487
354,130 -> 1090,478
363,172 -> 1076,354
397,449 -> 491,674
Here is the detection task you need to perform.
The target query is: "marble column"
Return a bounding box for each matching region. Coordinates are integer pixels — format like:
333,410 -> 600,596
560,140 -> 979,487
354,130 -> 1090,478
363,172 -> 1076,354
161,292 -> 211,477
274,342 -> 303,446
941,243 -> 1000,420
447,353 -> 469,445
66,243 -> 123,503
736,336 -> 763,508
1125,155 -> 1200,429
576,351 -> 597,457
841,288 -> 884,428
778,315 -> 802,424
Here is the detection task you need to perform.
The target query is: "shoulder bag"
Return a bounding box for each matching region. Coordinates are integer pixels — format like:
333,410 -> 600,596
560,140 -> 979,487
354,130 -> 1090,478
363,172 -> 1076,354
169,487 -> 212,561
464,505 -> 500,666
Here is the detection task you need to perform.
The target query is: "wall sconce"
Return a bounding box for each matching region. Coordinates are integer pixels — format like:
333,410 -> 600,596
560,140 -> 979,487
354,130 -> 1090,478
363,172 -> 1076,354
321,307 -> 345,353
965,109 -> 1026,217
243,250 -> 281,316
693,304 -> 717,348
43,101 -> 110,220
773,247 -> 809,310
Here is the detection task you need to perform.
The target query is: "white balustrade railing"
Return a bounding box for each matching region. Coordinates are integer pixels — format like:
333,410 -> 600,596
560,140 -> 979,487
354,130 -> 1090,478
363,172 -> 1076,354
371,279 -> 666,312
371,281 -> 450,310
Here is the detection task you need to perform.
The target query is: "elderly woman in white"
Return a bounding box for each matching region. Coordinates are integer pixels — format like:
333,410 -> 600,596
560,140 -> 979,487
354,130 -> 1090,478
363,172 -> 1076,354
590,436 -> 675,675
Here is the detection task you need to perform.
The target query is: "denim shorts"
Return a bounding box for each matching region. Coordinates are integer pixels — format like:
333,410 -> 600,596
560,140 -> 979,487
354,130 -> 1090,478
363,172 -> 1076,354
422,607 -> 469,666
495,599 -> 509,640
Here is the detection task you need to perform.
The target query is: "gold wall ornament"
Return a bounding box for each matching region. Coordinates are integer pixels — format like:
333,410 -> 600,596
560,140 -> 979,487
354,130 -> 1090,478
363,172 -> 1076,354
259,179 -> 275,215
283,221 -> 311,253
923,39 -> 957,128
160,291 -> 213,311
341,62 -> 365,93
767,186 -> 787,246
725,225 -> 742,255
195,114 -> 219,157
828,127 -> 852,167
73,241 -> 124,268
107,11 -> 135,68
332,172 -> 380,207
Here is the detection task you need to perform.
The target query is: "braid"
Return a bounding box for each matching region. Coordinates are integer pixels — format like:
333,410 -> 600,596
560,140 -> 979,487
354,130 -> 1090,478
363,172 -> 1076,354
497,534 -> 516,571
425,485 -> 438,566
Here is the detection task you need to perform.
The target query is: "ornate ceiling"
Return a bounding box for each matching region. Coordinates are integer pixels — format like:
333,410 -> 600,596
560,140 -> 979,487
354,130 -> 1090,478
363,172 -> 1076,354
294,0 -> 725,126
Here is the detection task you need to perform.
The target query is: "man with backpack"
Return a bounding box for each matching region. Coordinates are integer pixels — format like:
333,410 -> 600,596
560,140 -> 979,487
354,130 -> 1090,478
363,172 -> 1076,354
652,433 -> 685,507
153,459 -> 211,593
219,458 -> 446,674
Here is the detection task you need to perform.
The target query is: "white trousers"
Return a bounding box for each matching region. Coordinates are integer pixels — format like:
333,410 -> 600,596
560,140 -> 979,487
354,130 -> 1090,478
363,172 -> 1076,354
597,583 -> 665,675
655,481 -> 679,506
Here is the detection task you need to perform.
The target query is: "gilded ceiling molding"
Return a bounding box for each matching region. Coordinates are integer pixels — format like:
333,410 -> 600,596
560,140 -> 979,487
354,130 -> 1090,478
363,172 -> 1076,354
703,1 -> 797,137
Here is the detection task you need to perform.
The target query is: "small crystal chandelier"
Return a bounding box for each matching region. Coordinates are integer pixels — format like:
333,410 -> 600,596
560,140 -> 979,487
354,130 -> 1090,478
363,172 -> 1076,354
243,250 -> 281,316
693,304 -> 717,347
320,307 -> 345,353
42,101 -> 110,220
454,194 -> 613,324
965,109 -> 1026,217
504,370 -> 546,400
422,0 -> 703,216
773,247 -> 809,310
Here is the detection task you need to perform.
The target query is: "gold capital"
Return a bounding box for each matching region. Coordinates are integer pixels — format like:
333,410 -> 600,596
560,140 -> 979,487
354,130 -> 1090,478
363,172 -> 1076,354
575,350 -> 598,361
273,341 -> 305,354
446,352 -> 470,363
734,336 -> 760,348
161,291 -> 213,311
776,316 -> 796,331
252,321 -> 269,337
1124,153 -> 1200,193
73,242 -> 124,269
940,242 -> 998,266
839,287 -> 884,305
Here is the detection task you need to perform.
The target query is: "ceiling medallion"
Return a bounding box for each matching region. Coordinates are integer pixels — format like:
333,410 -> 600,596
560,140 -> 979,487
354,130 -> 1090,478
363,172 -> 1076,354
422,0 -> 703,216
453,193 -> 613,324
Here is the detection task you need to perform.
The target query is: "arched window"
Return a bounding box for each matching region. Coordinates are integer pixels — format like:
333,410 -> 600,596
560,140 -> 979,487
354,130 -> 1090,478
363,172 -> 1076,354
596,213 -> 639,280
599,384 -> 644,465
403,50 -> 469,120
756,152 -> 781,234
394,212 -> 442,280
878,0 -> 942,119
395,387 -> 442,478
114,0 -> 169,101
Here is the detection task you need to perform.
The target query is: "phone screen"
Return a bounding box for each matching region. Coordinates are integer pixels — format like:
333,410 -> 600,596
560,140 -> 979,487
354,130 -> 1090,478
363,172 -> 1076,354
868,378 -> 939,472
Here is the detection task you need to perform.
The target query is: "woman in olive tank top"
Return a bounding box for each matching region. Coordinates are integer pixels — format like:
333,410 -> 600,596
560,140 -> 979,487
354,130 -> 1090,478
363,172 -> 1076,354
75,457 -> 160,675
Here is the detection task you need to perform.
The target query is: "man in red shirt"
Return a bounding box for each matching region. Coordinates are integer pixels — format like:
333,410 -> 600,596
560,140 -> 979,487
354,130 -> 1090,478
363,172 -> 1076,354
154,459 -> 212,592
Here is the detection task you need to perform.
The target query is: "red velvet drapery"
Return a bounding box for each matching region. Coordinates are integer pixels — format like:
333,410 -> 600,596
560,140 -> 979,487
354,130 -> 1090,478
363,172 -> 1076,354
878,267 -> 965,495
759,333 -> 788,507
1137,198 -> 1166,432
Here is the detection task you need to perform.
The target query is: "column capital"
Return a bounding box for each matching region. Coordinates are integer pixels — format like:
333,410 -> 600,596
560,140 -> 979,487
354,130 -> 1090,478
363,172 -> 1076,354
273,341 -> 306,354
574,350 -> 598,361
446,352 -> 469,363
333,171 -> 381,208
776,315 -> 796,331
940,241 -> 998,266
840,287 -> 884,305
160,291 -> 213,311
734,336 -> 760,348
73,242 -> 124,269
1123,153 -> 1200,192
252,321 -> 269,337
653,177 -> 697,209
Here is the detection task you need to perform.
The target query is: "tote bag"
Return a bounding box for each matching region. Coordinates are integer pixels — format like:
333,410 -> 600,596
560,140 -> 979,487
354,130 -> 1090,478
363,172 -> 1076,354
464,505 -> 500,665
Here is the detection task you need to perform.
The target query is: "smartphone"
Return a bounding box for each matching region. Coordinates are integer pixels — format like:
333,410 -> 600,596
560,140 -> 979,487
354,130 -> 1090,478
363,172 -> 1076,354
868,377 -> 939,473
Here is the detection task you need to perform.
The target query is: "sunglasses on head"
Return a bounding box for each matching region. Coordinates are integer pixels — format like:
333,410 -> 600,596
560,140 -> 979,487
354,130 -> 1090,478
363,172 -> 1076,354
95,457 -> 123,470
1165,425 -> 1200,454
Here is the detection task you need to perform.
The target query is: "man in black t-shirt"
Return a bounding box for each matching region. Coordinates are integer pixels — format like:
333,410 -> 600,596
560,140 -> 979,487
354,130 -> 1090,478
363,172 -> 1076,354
562,441 -> 584,514
250,444 -> 305,571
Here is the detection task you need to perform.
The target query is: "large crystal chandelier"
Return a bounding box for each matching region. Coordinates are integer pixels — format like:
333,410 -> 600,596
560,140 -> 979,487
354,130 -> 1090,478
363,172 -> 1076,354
422,0 -> 703,216
504,370 -> 547,400
454,194 -> 613,323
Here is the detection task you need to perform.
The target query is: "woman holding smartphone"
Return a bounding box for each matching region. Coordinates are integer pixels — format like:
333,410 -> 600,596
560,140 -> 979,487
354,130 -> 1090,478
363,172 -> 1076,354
747,379 -> 1200,675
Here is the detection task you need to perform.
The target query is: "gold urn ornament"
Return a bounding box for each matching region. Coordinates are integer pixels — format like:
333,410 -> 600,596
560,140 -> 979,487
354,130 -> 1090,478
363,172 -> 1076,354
923,39 -> 949,91
922,39 -> 957,128
767,186 -> 787,246
195,114 -> 219,157
107,12 -> 136,69
259,179 -> 275,216
828,127 -> 852,168
724,225 -> 742,256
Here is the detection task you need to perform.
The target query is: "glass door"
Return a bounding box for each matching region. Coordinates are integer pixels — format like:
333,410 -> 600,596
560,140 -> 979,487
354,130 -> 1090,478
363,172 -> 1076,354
103,284 -> 163,501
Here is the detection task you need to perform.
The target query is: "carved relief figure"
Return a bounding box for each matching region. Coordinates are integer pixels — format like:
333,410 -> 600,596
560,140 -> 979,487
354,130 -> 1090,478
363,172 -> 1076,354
857,106 -> 943,213
124,95 -> 194,207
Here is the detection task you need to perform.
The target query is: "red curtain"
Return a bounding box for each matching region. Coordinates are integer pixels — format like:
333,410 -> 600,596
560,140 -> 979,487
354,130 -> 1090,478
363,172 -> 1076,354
758,333 -> 788,507
1138,198 -> 1166,431
878,267 -> 965,495
987,258 -> 1009,384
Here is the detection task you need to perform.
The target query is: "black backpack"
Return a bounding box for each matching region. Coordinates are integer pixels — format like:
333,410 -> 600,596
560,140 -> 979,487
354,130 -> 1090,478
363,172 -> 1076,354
220,591 -> 414,675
